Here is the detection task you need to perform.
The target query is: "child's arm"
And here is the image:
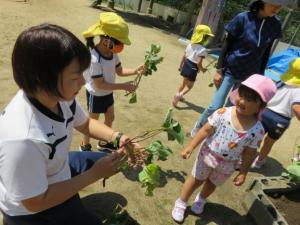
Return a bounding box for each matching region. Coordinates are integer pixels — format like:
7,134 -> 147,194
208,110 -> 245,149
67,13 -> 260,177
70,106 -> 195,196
116,64 -> 144,77
178,54 -> 185,71
93,77 -> 136,93
233,147 -> 257,186
181,122 -> 214,159
196,57 -> 207,73
292,103 -> 300,121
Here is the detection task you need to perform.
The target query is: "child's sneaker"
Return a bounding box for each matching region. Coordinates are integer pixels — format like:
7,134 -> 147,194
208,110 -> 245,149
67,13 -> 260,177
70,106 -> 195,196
79,142 -> 92,151
191,194 -> 206,215
251,156 -> 266,169
172,93 -> 182,107
97,141 -> 117,152
171,198 -> 187,223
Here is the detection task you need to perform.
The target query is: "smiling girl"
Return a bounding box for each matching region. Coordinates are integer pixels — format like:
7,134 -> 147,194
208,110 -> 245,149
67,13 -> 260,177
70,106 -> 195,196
171,74 -> 277,223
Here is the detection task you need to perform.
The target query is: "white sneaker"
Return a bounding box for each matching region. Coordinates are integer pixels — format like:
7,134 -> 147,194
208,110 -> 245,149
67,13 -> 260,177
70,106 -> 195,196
251,156 -> 266,169
171,198 -> 187,223
191,194 -> 206,215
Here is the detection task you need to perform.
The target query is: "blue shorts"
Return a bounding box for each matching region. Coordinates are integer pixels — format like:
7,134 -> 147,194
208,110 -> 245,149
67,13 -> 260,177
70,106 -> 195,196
261,108 -> 291,140
180,59 -> 199,82
86,91 -> 114,113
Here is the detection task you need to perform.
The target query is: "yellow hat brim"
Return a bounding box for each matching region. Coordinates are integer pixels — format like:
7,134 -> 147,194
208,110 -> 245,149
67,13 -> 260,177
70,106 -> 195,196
191,33 -> 214,44
82,23 -> 131,45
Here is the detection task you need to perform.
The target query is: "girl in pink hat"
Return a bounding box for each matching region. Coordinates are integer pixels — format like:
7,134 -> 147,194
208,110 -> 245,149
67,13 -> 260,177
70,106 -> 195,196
172,74 -> 276,223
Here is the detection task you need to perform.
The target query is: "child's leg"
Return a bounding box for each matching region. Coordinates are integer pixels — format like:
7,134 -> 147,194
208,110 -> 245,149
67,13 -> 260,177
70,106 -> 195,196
199,179 -> 216,199
179,176 -> 204,202
104,104 -> 114,127
257,134 -> 277,161
82,112 -> 100,145
180,80 -> 194,96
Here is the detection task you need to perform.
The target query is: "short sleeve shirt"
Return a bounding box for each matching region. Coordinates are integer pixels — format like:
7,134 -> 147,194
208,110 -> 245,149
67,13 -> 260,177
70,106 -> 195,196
224,12 -> 282,79
206,107 -> 265,161
185,43 -> 207,64
84,48 -> 121,96
267,84 -> 300,118
0,90 -> 87,216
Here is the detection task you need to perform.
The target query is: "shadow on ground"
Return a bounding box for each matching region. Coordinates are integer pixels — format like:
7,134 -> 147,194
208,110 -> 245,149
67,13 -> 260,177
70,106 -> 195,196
121,168 -> 186,186
250,157 -> 286,177
82,192 -> 140,224
175,100 -> 206,113
90,5 -> 181,35
192,202 -> 254,225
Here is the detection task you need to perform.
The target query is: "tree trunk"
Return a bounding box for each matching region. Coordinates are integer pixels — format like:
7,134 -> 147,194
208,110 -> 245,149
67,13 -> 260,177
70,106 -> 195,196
147,0 -> 155,14
194,0 -> 225,44
180,0 -> 197,36
137,0 -> 143,12
107,0 -> 115,9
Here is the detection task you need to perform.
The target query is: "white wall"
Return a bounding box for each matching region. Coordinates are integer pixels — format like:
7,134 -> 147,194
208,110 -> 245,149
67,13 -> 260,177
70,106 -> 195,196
115,0 -> 197,25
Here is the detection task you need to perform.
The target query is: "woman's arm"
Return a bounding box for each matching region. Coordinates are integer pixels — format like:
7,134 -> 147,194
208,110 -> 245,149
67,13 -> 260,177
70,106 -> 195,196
181,122 -> 214,159
22,151 -> 122,212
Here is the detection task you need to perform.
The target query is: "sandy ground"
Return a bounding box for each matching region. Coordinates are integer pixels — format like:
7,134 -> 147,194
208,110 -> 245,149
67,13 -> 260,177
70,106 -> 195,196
0,1 -> 299,224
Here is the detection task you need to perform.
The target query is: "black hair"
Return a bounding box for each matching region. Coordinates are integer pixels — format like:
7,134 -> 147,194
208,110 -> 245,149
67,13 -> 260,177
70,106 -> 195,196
12,23 -> 91,97
248,0 -> 265,14
238,85 -> 266,107
86,37 -> 95,50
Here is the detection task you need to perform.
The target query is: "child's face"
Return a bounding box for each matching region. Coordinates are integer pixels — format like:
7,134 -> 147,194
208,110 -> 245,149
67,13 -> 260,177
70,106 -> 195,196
58,58 -> 85,101
235,93 -> 262,116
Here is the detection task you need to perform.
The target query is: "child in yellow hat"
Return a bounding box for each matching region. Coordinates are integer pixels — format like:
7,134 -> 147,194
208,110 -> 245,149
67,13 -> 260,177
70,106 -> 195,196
172,24 -> 214,107
252,57 -> 300,168
80,12 -> 144,151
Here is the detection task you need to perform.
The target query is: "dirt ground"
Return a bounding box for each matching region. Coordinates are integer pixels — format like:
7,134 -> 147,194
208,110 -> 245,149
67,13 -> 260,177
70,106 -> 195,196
0,0 -> 300,224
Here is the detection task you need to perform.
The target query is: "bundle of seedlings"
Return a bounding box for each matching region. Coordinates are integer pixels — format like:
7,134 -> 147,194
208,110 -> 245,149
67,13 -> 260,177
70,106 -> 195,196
126,44 -> 163,103
105,108 -> 184,196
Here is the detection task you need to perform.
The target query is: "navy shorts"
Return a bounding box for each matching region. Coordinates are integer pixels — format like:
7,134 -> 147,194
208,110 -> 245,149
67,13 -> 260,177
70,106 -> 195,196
261,108 -> 291,140
86,91 -> 114,113
180,59 -> 199,82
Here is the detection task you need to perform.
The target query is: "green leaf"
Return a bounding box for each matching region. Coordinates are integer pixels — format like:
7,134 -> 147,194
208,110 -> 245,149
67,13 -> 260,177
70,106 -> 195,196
138,163 -> 160,196
129,93 -> 137,104
162,108 -> 173,128
287,163 -> 300,182
145,140 -> 172,161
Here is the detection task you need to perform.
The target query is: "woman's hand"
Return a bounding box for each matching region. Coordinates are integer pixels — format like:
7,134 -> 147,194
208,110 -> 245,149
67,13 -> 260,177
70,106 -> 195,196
92,149 -> 125,179
233,173 -> 246,186
181,146 -> 193,159
213,72 -> 223,88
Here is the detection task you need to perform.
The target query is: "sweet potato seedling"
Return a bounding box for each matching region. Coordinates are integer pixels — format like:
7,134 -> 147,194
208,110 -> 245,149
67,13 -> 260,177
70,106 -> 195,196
116,108 -> 184,195
126,44 -> 163,104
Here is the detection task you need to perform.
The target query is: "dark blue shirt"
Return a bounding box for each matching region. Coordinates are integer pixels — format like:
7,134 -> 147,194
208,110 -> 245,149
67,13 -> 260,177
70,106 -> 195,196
224,11 -> 282,80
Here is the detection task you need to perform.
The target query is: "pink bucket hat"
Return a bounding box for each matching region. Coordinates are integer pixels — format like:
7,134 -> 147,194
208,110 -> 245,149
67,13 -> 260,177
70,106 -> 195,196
230,74 -> 277,104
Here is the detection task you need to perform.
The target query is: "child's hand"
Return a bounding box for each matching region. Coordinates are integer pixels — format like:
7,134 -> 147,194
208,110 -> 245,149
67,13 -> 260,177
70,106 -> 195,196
135,65 -> 145,75
233,173 -> 246,186
181,147 -> 193,159
122,81 -> 136,92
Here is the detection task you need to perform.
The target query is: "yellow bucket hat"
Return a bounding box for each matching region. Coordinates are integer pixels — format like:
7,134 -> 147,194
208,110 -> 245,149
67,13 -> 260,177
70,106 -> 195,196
191,25 -> 214,44
281,57 -> 300,87
82,12 -> 131,45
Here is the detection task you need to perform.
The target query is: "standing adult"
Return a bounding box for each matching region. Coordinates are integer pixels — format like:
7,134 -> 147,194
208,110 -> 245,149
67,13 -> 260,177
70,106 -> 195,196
191,0 -> 287,137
